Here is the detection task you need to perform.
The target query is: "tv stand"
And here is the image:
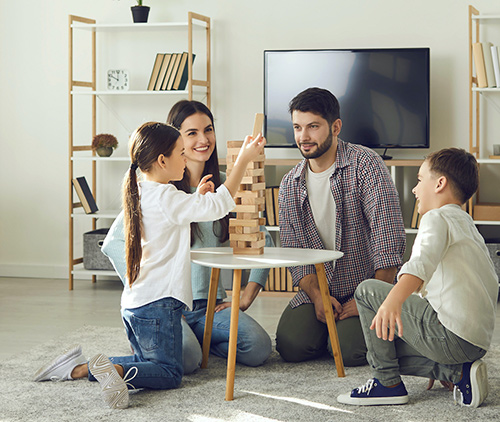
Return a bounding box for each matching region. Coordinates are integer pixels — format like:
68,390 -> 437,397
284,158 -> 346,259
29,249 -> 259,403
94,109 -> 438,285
380,148 -> 393,160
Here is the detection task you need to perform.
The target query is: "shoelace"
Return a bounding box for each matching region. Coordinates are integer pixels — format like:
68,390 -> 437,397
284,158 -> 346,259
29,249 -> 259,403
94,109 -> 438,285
355,378 -> 376,395
453,385 -> 467,406
123,366 -> 138,390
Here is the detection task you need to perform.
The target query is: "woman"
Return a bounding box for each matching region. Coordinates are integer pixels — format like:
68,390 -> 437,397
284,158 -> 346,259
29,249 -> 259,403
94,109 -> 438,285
102,100 -> 273,373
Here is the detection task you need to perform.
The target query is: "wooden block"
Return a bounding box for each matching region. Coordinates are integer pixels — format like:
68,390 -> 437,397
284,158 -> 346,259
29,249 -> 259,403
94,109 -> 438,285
229,232 -> 264,242
241,197 -> 265,205
239,182 -> 266,192
235,190 -> 264,199
244,168 -> 265,177
227,141 -> 243,148
237,212 -> 260,220
232,204 -> 262,213
231,246 -> 264,255
252,113 -> 265,138
240,175 -> 264,184
229,217 -> 265,227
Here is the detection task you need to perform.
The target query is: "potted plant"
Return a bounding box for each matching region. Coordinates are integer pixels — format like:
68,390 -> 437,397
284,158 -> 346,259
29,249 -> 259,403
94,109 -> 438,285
92,133 -> 119,157
131,0 -> 150,23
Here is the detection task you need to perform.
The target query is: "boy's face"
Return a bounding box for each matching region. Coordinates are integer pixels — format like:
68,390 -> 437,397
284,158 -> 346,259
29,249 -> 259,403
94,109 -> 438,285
413,160 -> 439,215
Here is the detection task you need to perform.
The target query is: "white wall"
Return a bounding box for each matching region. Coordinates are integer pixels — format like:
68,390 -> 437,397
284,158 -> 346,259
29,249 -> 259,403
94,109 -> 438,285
0,0 -> 498,279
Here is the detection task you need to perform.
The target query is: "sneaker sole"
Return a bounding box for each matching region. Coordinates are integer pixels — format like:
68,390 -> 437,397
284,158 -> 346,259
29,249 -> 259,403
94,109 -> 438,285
33,344 -> 82,382
89,353 -> 129,409
337,392 -> 409,406
468,360 -> 489,408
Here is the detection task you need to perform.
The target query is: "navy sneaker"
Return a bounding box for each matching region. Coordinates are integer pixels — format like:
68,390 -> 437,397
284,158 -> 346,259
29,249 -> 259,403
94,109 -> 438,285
337,378 -> 409,406
454,360 -> 488,408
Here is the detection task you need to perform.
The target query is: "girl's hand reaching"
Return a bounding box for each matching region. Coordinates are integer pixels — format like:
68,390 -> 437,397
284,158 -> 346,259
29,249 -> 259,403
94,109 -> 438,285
235,133 -> 266,165
197,174 -> 214,195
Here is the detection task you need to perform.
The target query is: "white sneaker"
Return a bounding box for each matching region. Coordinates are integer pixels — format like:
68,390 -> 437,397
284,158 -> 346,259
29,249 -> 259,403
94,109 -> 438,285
88,353 -> 129,409
33,344 -> 87,382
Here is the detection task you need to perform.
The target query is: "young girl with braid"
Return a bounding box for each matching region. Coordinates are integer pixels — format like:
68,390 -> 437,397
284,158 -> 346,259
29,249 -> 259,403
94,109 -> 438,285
33,121 -> 266,409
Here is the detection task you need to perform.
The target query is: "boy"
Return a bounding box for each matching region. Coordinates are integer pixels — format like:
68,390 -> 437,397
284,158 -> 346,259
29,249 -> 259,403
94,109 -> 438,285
337,148 -> 498,408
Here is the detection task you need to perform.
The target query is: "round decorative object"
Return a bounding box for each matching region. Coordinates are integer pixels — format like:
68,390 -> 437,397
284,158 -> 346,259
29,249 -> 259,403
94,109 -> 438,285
96,146 -> 114,157
131,6 -> 150,23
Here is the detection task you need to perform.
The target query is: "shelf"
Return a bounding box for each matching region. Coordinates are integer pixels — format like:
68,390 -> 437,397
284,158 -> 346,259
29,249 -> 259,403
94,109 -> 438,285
477,158 -> 500,164
72,209 -> 120,219
71,21 -> 206,31
71,90 -> 189,96
472,87 -> 500,92
72,156 -> 130,162
72,263 -> 118,278
471,14 -> 500,21
219,158 -> 423,167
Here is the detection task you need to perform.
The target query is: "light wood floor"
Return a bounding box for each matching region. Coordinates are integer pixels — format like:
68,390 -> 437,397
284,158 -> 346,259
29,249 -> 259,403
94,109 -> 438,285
1,277 -> 499,360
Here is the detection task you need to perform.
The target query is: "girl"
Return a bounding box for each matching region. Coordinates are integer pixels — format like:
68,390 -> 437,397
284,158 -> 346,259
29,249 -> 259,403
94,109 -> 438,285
101,100 -> 273,372
34,121 -> 266,409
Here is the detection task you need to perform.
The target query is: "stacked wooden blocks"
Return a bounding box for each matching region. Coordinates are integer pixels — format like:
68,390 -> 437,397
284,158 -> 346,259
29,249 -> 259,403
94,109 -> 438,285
227,114 -> 266,255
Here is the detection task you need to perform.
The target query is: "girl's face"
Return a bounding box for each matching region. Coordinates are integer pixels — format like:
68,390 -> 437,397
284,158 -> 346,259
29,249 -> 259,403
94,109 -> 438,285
164,137 -> 187,182
178,112 -> 216,164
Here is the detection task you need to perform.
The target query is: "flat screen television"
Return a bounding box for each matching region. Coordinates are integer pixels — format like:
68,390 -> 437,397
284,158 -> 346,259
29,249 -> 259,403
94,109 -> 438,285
264,48 -> 430,156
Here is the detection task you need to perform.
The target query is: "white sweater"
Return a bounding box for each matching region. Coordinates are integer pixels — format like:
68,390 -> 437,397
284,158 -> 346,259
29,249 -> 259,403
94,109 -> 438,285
121,182 -> 235,311
399,204 -> 499,350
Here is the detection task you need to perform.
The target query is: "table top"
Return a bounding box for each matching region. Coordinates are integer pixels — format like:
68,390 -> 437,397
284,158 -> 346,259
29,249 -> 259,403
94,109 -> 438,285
190,247 -> 343,270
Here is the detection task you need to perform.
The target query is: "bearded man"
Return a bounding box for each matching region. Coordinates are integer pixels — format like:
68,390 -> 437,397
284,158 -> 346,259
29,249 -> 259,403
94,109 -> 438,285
276,87 -> 406,366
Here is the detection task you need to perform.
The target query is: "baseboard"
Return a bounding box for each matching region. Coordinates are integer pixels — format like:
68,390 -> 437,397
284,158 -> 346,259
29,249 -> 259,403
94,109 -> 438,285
0,264 -> 68,279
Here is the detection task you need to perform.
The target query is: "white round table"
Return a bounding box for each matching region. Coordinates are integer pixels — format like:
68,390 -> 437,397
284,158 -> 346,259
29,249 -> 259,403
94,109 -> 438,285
191,247 -> 345,401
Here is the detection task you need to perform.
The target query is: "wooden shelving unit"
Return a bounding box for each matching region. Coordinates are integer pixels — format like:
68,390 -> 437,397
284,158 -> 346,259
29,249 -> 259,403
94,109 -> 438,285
468,5 -> 500,222
68,12 -> 211,290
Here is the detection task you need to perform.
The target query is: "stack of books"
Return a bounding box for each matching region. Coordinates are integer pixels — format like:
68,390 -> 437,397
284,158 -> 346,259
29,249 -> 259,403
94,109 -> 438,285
472,42 -> 500,88
410,199 -> 421,229
147,52 -> 196,91
264,267 -> 298,292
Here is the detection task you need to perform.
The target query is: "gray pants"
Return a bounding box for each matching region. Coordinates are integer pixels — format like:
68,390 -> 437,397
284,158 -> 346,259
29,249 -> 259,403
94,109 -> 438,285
355,279 -> 486,387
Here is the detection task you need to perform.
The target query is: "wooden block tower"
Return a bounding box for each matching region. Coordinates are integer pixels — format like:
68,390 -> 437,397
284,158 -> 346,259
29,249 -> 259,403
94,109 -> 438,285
227,113 -> 266,255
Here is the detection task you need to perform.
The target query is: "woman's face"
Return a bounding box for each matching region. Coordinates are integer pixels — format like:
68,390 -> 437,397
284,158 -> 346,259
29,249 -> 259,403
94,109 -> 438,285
178,112 -> 216,164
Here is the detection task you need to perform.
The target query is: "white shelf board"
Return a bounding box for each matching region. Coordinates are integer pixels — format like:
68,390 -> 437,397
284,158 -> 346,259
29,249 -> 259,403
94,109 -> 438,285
72,209 -> 120,219
266,226 -> 280,232
71,90 -> 189,96
474,220 -> 500,226
472,14 -> 500,21
472,87 -> 500,92
71,156 -> 130,162
72,263 -> 119,277
71,21 -> 205,31
477,158 -> 500,164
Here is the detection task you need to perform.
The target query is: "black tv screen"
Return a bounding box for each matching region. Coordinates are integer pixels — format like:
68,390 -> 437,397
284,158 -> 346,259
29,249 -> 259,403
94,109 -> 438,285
264,48 -> 430,150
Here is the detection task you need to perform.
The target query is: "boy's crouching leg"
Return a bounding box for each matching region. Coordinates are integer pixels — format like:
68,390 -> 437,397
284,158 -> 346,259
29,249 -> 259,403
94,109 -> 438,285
354,278 -> 393,316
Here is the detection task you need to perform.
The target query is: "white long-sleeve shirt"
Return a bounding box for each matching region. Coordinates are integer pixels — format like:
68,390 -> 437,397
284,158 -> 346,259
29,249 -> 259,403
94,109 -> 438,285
121,181 -> 235,311
399,204 -> 498,350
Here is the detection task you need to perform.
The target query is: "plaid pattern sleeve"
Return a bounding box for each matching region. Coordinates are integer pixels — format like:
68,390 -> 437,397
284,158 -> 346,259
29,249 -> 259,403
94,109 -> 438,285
279,140 -> 406,308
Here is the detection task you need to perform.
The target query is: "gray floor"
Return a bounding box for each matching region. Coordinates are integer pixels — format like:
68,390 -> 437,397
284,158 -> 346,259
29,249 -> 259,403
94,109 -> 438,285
0,276 -> 499,360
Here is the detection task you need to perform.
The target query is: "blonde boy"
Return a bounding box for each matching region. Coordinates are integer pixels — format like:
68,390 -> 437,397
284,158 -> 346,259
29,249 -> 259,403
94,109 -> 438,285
337,148 -> 498,408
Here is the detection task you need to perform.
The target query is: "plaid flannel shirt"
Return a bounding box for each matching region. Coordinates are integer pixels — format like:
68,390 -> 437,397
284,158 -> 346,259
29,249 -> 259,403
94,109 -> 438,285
279,139 -> 406,308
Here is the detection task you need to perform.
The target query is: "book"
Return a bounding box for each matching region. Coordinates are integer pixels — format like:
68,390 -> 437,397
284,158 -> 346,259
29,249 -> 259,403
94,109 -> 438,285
72,177 -> 98,214
166,53 -> 183,90
273,187 -> 280,225
147,53 -> 165,91
410,198 -> 419,229
154,53 -> 172,91
175,53 -> 196,91
491,45 -> 500,87
172,52 -> 189,90
483,42 -> 496,88
160,53 -> 178,90
472,42 -> 488,88
265,187 -> 275,225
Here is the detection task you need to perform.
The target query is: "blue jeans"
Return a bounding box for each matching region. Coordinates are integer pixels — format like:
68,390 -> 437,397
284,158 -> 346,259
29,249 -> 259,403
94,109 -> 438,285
88,297 -> 184,390
182,299 -> 272,367
355,279 -> 486,387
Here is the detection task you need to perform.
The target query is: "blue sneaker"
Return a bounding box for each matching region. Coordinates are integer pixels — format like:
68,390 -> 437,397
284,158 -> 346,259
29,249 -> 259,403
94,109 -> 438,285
454,360 -> 488,408
337,378 -> 409,406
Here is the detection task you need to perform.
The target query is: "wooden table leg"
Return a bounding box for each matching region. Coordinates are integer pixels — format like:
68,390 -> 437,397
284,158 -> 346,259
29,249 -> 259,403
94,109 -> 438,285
201,267 -> 220,369
315,263 -> 345,377
225,269 -> 242,401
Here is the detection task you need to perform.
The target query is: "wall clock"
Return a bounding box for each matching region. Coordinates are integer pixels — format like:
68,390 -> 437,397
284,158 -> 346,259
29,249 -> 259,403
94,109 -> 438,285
107,69 -> 130,91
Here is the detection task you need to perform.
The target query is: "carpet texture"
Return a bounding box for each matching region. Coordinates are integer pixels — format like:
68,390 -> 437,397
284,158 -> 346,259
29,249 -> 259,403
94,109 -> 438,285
1,326 -> 499,421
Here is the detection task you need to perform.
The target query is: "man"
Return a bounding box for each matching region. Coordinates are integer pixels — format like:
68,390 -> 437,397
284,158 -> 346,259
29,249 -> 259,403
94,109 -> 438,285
276,87 -> 406,366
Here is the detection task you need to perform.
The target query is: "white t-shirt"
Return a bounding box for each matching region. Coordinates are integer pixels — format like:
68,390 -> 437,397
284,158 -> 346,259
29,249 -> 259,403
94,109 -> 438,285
121,182 -> 235,311
306,161 -> 336,251
399,204 -> 499,350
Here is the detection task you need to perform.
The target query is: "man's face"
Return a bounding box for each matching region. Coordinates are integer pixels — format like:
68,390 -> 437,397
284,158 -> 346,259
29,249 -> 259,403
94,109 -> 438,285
292,111 -> 338,159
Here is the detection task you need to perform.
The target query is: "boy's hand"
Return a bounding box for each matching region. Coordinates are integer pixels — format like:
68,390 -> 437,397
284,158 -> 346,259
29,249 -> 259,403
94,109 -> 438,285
197,174 -> 214,195
370,299 -> 403,341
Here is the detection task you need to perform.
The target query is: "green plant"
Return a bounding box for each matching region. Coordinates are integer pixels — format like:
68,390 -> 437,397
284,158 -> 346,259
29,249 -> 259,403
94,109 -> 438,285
92,133 -> 118,151
136,0 -> 143,5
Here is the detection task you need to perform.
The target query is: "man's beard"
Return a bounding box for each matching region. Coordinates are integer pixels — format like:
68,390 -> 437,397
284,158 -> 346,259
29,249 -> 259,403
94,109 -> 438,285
298,128 -> 333,159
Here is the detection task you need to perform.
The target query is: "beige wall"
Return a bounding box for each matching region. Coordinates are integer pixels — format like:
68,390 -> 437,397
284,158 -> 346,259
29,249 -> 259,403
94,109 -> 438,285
0,0 -> 498,278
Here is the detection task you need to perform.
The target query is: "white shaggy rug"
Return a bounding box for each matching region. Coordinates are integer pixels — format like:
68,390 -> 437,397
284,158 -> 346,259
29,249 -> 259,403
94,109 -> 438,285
1,325 -> 499,421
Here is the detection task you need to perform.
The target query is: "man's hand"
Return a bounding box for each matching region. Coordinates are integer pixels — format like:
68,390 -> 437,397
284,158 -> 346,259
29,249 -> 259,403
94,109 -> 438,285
312,295 -> 343,323
338,298 -> 359,320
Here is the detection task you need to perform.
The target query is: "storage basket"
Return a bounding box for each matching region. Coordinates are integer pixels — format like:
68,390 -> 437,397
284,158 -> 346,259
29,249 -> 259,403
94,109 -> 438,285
83,228 -> 114,270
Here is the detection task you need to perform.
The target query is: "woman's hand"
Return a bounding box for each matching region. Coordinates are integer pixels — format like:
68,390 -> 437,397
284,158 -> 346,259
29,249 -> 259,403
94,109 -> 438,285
197,174 -> 214,195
